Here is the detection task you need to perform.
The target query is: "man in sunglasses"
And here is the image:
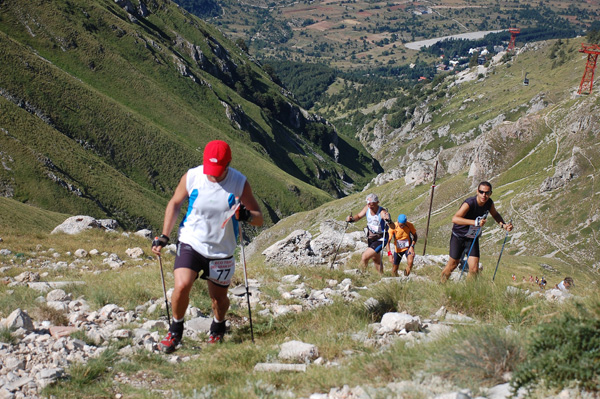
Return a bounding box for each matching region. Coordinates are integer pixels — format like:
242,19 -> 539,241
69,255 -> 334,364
441,181 -> 513,282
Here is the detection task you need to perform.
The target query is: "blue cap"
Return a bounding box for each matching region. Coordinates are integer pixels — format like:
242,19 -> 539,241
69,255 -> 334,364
397,214 -> 407,224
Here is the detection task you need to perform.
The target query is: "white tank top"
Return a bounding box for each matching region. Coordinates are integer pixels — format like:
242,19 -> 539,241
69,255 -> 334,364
366,206 -> 384,234
178,166 -> 246,258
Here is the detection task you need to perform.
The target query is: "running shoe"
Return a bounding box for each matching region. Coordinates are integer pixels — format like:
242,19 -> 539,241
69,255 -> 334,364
207,331 -> 224,344
159,331 -> 181,353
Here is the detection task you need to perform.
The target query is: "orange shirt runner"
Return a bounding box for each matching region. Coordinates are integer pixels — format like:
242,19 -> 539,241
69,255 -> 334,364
388,221 -> 417,253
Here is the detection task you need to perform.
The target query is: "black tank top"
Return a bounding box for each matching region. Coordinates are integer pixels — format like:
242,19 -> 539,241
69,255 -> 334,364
452,196 -> 493,237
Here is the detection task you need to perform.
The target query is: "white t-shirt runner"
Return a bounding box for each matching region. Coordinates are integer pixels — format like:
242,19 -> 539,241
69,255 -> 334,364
178,166 -> 246,259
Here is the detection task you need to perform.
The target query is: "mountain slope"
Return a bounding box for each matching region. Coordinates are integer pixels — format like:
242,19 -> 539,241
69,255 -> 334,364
247,39 -> 600,273
0,0 -> 379,231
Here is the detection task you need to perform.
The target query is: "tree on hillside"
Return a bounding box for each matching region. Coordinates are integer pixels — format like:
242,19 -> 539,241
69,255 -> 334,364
587,21 -> 600,44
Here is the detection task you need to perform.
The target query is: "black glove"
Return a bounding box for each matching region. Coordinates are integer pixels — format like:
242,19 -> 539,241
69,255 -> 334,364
152,234 -> 169,249
236,204 -> 252,222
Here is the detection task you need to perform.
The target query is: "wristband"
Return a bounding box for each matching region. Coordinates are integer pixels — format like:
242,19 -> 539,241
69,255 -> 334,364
152,234 -> 169,248
236,205 -> 253,222
387,251 -> 392,256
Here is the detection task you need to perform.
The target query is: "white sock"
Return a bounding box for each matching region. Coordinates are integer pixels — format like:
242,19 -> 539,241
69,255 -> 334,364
173,317 -> 184,323
213,317 -> 224,324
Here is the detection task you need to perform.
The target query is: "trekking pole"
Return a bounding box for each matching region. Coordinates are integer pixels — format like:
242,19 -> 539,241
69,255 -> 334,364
330,212 -> 351,270
459,211 -> 489,279
422,160 -> 438,256
492,219 -> 512,282
238,221 -> 255,343
381,223 -> 390,275
157,255 -> 171,327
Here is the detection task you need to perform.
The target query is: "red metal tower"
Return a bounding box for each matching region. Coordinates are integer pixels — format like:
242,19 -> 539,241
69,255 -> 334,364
578,43 -> 600,95
507,28 -> 520,52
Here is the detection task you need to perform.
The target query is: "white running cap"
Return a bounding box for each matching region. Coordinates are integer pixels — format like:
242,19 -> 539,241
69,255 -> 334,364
366,193 -> 379,203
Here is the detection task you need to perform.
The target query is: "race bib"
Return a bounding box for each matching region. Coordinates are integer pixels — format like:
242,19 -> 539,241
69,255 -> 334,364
465,225 -> 479,238
395,239 -> 410,250
208,258 -> 235,285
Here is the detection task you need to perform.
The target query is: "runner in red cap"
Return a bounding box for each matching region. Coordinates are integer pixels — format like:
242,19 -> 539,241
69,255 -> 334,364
152,140 -> 263,352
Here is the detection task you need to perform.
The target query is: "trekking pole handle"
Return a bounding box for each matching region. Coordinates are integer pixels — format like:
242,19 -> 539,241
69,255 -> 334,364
475,210 -> 489,226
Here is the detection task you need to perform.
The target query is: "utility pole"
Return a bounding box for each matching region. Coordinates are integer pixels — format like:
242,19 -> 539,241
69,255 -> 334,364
422,160 -> 438,256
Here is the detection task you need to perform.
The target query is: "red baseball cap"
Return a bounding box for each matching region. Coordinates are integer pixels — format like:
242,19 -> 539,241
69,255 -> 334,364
203,140 -> 232,176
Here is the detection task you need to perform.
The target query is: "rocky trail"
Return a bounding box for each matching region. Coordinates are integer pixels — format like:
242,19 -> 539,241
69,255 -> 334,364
0,217 -> 580,399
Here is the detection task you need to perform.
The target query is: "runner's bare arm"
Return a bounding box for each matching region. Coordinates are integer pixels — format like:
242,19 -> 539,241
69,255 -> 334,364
152,173 -> 188,255
386,227 -> 394,252
240,181 -> 264,227
490,204 -> 513,231
348,204 -> 369,222
451,202 -> 477,226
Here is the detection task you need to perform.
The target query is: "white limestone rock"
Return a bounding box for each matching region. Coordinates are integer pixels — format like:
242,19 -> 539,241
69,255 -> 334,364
278,340 -> 319,363
380,312 -> 421,332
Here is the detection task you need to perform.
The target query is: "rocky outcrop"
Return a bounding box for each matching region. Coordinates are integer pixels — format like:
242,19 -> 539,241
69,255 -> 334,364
51,216 -> 119,235
404,161 -> 435,186
540,154 -> 581,192
261,221 -> 367,267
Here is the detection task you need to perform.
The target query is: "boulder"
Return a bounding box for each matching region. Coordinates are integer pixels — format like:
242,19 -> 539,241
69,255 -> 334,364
52,216 -> 114,235
135,229 -> 152,239
74,249 -> 88,258
380,312 -> 421,332
14,271 -> 40,283
278,340 -> 319,362
404,161 -> 435,186
46,289 -> 69,302
125,247 -> 144,258
4,308 -> 34,331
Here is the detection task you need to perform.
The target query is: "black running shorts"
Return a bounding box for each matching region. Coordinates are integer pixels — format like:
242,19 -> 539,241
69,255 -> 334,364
174,243 -> 233,287
449,233 -> 480,260
368,236 -> 384,252
393,251 -> 407,266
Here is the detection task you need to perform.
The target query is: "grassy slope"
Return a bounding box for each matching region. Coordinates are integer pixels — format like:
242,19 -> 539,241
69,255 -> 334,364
0,0 -> 376,232
0,197 -> 69,235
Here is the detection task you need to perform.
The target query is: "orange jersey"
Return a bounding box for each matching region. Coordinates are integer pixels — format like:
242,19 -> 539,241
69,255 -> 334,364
388,221 -> 416,252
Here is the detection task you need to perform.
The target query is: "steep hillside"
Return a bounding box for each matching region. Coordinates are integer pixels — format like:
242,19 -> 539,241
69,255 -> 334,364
247,38 -> 600,274
0,0 -> 380,232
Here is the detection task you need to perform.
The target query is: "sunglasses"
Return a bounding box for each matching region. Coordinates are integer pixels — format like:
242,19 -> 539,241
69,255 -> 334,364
478,189 -> 492,195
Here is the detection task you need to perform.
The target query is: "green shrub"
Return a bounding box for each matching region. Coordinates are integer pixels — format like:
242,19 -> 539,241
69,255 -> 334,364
362,282 -> 400,322
0,326 -> 16,345
511,302 -> 600,393
69,330 -> 98,347
432,325 -> 526,386
34,303 -> 68,326
44,348 -> 118,397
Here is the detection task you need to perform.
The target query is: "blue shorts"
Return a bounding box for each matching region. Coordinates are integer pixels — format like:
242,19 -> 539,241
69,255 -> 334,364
368,236 -> 385,253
